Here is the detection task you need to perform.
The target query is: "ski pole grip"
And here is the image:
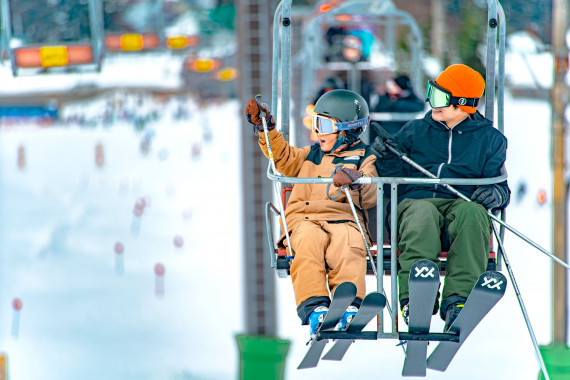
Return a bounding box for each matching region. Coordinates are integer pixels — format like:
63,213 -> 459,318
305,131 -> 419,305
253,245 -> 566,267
333,164 -> 350,190
254,94 -> 267,119
371,122 -> 404,158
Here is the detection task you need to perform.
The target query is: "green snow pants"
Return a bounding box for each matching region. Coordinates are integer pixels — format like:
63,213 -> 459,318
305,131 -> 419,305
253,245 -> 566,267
396,198 -> 491,305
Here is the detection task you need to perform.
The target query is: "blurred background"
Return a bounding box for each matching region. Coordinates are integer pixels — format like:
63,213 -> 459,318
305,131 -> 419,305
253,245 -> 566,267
0,0 -> 566,379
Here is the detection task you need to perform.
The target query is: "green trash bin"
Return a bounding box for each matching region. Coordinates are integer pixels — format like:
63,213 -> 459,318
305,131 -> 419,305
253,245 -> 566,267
236,334 -> 290,380
539,344 -> 570,380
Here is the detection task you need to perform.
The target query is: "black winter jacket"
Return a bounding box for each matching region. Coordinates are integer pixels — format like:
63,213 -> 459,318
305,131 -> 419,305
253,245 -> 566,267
376,110 -> 510,208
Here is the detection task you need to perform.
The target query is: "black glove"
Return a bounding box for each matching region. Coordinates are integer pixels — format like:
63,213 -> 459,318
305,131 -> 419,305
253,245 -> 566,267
370,135 -> 399,159
471,185 -> 507,210
245,99 -> 275,132
332,167 -> 363,190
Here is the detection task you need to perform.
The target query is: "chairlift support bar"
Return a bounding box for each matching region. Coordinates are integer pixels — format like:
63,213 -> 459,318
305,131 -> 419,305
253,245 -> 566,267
265,166 -> 509,334
272,0 -> 292,141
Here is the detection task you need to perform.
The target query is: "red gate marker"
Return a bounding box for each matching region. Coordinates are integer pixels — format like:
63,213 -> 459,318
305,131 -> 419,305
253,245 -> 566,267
191,143 -> 202,160
12,298 -> 22,311
173,235 -> 184,249
114,242 -> 124,275
154,263 -> 165,298
537,189 -> 547,206
12,298 -> 22,338
114,242 -> 124,254
131,200 -> 144,235
95,142 -> 105,168
17,144 -> 26,170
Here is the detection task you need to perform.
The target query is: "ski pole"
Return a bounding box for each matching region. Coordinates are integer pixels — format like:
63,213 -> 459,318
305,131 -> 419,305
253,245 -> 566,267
255,95 -> 294,261
491,221 -> 550,380
372,123 -> 570,270
342,185 -> 378,277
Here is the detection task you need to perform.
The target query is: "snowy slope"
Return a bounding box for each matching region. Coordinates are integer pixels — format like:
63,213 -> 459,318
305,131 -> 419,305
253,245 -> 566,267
0,101 -> 242,379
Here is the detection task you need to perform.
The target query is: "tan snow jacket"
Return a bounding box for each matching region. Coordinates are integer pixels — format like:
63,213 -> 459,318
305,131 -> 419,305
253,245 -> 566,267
259,128 -> 378,244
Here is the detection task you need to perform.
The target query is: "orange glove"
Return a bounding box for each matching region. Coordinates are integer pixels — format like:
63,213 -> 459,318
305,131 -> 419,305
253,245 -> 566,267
245,99 -> 275,131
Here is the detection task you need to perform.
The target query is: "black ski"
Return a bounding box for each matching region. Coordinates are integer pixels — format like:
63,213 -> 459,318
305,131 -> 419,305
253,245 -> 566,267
402,259 -> 440,377
427,270 -> 507,372
297,281 -> 357,369
321,291 -> 386,361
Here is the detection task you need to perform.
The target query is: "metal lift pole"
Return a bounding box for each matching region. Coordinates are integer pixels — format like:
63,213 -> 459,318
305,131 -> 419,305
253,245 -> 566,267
235,1 -> 289,379
552,0 -> 568,347
540,0 -> 570,378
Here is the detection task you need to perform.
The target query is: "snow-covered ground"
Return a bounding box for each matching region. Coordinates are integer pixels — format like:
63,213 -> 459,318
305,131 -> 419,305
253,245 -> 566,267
0,101 -> 242,379
0,33 -> 560,380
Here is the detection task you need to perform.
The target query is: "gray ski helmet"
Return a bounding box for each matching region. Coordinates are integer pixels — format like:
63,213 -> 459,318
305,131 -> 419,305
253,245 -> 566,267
313,89 -> 369,123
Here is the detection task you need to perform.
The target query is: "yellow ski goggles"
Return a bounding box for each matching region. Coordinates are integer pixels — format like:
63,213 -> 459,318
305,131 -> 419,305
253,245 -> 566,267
312,114 -> 369,134
424,81 -> 479,109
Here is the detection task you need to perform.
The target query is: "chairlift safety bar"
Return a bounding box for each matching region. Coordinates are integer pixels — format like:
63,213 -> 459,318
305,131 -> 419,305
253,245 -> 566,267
266,163 -> 507,334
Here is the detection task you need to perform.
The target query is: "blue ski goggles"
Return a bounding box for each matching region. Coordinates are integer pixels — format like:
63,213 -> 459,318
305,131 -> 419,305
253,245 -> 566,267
312,114 -> 369,134
424,80 -> 479,109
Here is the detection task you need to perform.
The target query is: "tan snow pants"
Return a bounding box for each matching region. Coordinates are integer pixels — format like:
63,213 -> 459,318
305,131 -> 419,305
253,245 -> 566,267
286,220 -> 368,307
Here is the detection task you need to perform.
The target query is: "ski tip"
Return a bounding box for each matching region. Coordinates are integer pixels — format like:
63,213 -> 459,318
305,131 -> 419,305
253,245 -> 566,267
365,291 -> 387,308
410,259 -> 439,281
411,259 -> 438,267
477,270 -> 507,293
335,281 -> 357,294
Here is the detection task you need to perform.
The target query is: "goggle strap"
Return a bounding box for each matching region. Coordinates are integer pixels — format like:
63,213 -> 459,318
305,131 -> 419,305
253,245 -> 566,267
449,96 -> 479,107
336,117 -> 369,130
312,115 -> 369,133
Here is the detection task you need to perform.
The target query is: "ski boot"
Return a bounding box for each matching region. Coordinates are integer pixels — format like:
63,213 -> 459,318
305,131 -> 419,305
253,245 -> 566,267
401,303 -> 410,325
335,306 -> 359,331
308,306 -> 329,336
443,300 -> 466,332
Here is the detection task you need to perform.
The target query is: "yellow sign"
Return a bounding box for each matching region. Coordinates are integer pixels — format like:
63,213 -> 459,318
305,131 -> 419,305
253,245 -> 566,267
39,46 -> 69,67
120,34 -> 144,51
167,36 -> 189,50
193,59 -> 217,72
216,67 -> 237,81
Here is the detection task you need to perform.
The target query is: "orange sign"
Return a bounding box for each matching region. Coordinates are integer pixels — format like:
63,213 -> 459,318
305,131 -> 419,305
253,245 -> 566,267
167,36 -> 189,50
14,44 -> 94,68
167,35 -> 200,50
105,33 -> 160,51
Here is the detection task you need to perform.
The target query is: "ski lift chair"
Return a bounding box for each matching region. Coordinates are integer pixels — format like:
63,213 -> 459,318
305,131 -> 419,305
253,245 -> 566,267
259,2 -> 554,377
266,185 -> 498,279
267,0 -> 508,348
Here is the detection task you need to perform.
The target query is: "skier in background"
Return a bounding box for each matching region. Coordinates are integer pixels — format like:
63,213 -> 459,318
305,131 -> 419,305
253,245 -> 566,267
373,74 -> 425,113
372,74 -> 425,136
245,90 -> 380,337
371,64 -> 510,331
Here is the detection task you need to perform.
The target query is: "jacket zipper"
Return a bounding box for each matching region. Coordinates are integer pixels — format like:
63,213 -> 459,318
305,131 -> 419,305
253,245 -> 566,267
434,127 -> 453,197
